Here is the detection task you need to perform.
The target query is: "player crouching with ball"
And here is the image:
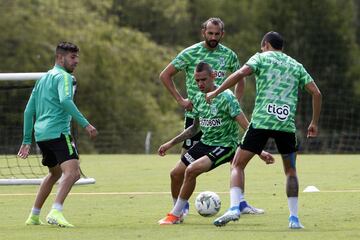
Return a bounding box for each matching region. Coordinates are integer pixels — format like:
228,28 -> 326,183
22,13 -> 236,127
157,61 -> 274,225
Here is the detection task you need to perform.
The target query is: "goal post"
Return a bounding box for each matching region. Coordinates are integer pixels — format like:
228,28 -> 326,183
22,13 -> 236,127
0,72 -> 95,185
0,72 -> 46,81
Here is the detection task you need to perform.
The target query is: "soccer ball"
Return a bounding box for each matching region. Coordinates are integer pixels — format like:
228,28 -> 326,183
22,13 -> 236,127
195,191 -> 221,217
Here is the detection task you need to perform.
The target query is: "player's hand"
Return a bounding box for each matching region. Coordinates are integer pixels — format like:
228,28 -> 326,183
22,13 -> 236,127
259,150 -> 275,164
307,122 -> 318,138
18,144 -> 31,159
85,124 -> 98,139
158,142 -> 172,156
179,98 -> 193,111
205,91 -> 217,103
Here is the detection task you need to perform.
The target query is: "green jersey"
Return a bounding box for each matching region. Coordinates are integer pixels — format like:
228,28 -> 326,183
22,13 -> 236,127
172,42 -> 240,118
22,65 -> 89,144
192,89 -> 242,149
246,51 -> 314,132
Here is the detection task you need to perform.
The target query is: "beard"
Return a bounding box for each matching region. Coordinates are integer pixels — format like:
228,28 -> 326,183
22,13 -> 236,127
205,39 -> 219,49
64,62 -> 76,73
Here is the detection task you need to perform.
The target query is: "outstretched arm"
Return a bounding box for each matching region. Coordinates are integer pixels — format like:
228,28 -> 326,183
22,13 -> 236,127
160,63 -> 193,111
305,81 -> 322,137
206,65 -> 252,102
158,118 -> 200,156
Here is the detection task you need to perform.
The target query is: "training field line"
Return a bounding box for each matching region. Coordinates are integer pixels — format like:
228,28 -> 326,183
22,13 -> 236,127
1,190 -> 360,197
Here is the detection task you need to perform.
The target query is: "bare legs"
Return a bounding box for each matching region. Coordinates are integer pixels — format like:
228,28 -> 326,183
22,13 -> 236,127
32,159 -> 80,210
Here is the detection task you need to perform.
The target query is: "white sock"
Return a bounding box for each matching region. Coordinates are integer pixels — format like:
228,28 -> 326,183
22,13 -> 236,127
288,197 -> 298,217
31,207 -> 41,215
230,187 -> 243,208
172,197 -> 177,206
171,197 -> 187,217
52,202 -> 63,212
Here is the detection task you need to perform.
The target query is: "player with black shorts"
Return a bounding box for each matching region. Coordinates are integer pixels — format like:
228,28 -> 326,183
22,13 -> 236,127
157,62 -> 273,225
18,42 -> 97,228
207,31 -> 321,229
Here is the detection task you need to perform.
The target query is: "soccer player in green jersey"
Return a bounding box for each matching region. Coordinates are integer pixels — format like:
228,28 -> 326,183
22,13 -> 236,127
158,62 -> 274,225
18,42 -> 98,227
207,32 -> 322,229
160,17 -> 243,153
160,17 -> 258,217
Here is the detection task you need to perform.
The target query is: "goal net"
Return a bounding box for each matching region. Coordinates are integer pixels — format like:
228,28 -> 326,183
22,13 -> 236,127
0,73 -> 95,185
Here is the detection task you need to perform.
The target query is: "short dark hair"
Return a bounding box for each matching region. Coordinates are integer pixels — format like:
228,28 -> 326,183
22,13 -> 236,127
202,17 -> 224,32
56,41 -> 79,55
261,31 -> 284,50
195,61 -> 213,74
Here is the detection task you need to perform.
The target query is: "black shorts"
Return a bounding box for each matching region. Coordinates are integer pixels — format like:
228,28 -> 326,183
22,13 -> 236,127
182,117 -> 203,150
37,134 -> 79,168
181,141 -> 236,170
240,124 -> 298,155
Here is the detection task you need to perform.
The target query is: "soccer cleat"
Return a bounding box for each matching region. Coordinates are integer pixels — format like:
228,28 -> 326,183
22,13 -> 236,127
25,213 -> 44,225
158,213 -> 181,225
46,209 -> 74,228
239,201 -> 265,215
288,215 -> 304,229
213,206 -> 240,227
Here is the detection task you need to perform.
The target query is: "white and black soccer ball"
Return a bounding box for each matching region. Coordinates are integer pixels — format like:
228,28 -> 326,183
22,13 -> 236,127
195,191 -> 221,217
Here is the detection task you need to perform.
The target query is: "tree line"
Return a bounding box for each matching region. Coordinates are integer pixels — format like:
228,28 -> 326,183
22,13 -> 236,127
0,0 -> 359,153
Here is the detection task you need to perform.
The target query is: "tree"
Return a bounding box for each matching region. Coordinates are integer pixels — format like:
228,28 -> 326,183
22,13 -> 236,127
0,0 -> 183,153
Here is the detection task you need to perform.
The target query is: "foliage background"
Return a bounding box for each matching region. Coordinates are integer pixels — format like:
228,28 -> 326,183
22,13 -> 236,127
0,0 -> 359,153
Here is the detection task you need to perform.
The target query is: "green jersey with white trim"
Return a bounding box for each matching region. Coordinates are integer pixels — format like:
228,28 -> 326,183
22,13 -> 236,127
192,89 -> 242,148
172,42 -> 240,118
22,65 -> 89,144
246,51 -> 314,132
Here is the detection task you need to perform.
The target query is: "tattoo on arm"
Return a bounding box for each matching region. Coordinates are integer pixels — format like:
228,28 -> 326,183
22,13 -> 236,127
170,119 -> 200,145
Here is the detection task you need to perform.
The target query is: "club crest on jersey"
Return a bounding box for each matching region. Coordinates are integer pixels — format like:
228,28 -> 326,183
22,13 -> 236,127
210,104 -> 218,115
219,57 -> 225,67
266,103 -> 290,121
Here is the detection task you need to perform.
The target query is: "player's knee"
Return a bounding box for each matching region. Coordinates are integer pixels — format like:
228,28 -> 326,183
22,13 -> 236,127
184,165 -> 201,180
170,168 -> 183,181
49,167 -> 62,180
231,160 -> 245,170
64,169 -> 80,182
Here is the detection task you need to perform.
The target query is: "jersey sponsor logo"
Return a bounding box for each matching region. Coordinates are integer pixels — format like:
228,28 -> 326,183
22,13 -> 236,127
266,103 -> 290,121
199,118 -> 222,127
214,70 -> 226,78
184,152 -> 195,164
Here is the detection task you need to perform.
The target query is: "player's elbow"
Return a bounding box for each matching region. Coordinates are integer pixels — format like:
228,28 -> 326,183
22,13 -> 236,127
59,98 -> 67,105
159,70 -> 168,84
313,89 -> 322,99
59,98 -> 73,109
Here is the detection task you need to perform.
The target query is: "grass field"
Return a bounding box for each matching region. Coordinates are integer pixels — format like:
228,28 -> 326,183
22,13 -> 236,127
0,154 -> 359,240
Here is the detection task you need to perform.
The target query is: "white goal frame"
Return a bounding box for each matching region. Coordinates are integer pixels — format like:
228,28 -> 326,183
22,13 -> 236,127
0,72 -> 95,185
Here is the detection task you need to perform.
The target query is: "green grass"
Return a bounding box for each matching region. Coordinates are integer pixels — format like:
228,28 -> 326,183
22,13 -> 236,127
1,154 -> 360,240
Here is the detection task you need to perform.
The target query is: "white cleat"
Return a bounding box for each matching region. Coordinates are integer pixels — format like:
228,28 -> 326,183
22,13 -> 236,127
213,207 -> 240,227
240,205 -> 265,214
